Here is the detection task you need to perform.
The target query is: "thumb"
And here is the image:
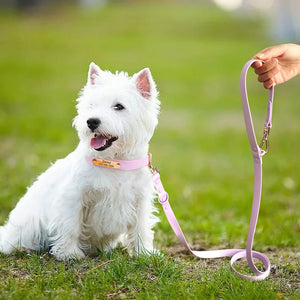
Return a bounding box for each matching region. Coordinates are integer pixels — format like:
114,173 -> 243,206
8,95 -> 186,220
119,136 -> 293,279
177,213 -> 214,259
254,44 -> 288,61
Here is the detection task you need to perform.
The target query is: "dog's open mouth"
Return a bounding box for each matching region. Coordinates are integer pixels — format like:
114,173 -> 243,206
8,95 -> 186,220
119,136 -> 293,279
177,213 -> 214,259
90,134 -> 118,151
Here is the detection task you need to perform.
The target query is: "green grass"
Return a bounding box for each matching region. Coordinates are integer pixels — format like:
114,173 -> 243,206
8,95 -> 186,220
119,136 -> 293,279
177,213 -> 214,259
0,1 -> 299,299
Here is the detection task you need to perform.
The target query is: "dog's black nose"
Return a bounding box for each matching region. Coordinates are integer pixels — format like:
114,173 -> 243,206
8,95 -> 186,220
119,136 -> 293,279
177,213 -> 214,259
87,118 -> 101,131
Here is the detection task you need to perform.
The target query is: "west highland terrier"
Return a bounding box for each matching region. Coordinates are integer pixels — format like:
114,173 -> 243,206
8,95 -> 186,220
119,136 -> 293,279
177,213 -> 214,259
0,63 -> 160,260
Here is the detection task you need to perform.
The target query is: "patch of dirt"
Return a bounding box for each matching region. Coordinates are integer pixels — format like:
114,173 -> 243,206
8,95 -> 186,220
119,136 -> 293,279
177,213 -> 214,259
166,242 -> 300,289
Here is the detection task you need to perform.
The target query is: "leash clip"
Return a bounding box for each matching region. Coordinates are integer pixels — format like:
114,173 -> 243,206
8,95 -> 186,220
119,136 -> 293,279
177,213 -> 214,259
259,126 -> 271,154
148,153 -> 160,174
149,164 -> 159,175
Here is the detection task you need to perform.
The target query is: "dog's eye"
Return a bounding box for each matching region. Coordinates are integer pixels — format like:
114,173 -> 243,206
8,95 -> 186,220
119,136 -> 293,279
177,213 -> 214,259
113,103 -> 125,111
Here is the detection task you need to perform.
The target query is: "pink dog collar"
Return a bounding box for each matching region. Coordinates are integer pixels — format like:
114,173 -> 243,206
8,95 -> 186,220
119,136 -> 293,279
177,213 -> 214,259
85,154 -> 151,171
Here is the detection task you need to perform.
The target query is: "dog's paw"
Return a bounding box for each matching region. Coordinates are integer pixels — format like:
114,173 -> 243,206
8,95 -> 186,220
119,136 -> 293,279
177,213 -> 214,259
50,245 -> 86,261
135,247 -> 162,257
148,248 -> 163,256
0,226 -> 17,254
0,243 -> 14,255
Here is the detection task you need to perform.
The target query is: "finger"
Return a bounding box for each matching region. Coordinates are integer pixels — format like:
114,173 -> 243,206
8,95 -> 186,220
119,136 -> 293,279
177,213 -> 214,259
264,78 -> 274,89
251,61 -> 263,69
258,67 -> 279,82
254,44 -> 288,61
255,58 -> 278,75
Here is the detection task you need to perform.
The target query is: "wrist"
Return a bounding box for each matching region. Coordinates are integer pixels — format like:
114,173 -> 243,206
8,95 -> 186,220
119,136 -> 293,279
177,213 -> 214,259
286,44 -> 300,77
294,44 -> 300,76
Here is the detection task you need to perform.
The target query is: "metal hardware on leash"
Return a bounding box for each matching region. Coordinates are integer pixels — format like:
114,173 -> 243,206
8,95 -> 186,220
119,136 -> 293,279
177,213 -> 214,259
259,126 -> 271,153
149,164 -> 159,175
147,153 -> 160,175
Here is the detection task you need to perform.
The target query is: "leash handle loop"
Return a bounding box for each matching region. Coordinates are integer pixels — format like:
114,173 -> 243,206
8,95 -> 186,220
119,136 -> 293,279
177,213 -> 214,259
239,59 -> 274,279
154,60 -> 273,280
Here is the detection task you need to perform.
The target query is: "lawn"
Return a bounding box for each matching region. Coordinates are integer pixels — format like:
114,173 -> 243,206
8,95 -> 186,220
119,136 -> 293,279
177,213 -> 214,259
0,1 -> 299,299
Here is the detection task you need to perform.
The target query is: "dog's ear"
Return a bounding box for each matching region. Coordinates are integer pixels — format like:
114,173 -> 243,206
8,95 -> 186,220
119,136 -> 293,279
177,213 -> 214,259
134,68 -> 157,99
88,62 -> 102,85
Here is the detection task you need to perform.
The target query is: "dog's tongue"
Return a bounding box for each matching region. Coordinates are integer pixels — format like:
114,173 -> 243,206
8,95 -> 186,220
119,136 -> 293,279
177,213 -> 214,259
90,136 -> 107,149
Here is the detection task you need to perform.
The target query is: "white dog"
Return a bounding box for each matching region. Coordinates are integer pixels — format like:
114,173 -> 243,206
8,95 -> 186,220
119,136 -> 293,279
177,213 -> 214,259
0,63 -> 160,260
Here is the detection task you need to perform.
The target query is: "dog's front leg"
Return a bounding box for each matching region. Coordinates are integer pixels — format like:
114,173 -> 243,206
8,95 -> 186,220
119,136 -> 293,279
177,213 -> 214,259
48,194 -> 86,261
133,228 -> 155,255
131,197 -> 158,255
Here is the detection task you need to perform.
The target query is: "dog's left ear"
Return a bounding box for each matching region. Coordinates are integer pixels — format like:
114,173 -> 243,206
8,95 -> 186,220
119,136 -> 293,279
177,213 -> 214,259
134,68 -> 157,99
88,62 -> 102,85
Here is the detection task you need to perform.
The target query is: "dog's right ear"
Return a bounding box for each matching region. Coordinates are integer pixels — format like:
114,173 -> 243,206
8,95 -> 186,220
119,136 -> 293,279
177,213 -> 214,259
134,68 -> 157,100
88,62 -> 102,85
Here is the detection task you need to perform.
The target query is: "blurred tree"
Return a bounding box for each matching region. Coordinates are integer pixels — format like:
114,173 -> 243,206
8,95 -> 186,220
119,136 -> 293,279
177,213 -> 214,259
15,0 -> 43,10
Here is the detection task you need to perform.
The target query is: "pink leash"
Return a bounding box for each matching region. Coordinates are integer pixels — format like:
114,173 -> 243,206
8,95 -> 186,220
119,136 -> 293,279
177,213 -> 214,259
87,60 -> 274,280
150,59 -> 274,280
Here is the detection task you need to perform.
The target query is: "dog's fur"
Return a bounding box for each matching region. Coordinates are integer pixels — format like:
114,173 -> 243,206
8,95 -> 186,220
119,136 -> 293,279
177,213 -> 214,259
0,63 -> 160,260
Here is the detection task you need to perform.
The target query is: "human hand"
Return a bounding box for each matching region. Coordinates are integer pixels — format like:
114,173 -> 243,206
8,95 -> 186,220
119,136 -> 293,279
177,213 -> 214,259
251,43 -> 300,89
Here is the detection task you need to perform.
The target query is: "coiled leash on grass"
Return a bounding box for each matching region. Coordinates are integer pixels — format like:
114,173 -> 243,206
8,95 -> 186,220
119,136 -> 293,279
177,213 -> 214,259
151,60 -> 274,280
